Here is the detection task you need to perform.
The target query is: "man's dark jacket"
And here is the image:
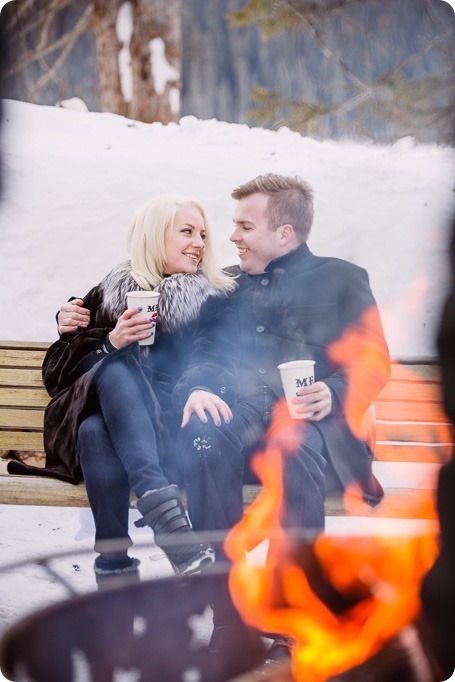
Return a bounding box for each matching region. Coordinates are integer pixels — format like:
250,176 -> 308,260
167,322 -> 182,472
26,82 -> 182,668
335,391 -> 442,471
174,243 -> 391,505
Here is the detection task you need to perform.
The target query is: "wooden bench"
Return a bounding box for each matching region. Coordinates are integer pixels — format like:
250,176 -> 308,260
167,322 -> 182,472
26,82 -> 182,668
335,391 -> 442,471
0,340 -> 453,518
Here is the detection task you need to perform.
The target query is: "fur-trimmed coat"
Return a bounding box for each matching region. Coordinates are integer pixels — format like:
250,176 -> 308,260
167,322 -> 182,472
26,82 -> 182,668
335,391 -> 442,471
8,264 -> 227,484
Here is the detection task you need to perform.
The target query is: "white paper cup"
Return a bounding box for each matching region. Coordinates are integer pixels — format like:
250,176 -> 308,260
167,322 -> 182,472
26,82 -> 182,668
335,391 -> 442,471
278,360 -> 316,419
126,291 -> 160,346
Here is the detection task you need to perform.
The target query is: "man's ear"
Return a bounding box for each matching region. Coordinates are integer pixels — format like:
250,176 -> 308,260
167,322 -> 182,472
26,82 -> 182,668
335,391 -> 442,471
280,223 -> 295,245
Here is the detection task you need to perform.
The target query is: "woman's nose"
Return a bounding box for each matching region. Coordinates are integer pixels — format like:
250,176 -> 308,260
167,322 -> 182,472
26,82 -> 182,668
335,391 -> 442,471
193,234 -> 205,248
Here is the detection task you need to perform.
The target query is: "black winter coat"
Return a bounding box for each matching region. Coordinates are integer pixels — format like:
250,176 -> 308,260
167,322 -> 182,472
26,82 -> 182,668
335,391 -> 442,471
174,244 -> 391,504
8,266 -> 232,484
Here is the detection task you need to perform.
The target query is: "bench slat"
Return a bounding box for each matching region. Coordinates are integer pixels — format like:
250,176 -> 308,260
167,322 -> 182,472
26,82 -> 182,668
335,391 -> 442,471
0,431 -> 44,450
375,401 -> 448,422
389,363 -> 440,381
376,421 -> 454,443
0,368 -> 44,387
0,349 -> 47,367
375,442 -> 451,464
0,472 -> 437,519
0,474 -> 89,506
377,381 -> 442,402
0,409 -> 44,429
0,341 -> 51,350
0,387 -> 50,408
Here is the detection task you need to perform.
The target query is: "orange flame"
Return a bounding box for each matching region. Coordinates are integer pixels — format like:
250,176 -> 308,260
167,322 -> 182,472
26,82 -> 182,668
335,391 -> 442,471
226,462 -> 438,681
327,307 -> 391,440
225,307 -> 440,681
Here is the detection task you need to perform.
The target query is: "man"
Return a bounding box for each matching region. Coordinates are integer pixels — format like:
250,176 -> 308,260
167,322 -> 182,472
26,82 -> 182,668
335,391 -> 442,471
173,173 -> 390,539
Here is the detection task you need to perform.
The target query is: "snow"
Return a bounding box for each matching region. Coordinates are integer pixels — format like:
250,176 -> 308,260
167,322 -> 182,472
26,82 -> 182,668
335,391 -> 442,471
0,98 -> 454,680
0,99 -> 454,357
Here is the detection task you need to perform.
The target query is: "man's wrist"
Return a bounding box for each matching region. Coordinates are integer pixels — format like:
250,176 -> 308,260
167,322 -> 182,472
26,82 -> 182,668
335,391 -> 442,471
190,386 -> 213,395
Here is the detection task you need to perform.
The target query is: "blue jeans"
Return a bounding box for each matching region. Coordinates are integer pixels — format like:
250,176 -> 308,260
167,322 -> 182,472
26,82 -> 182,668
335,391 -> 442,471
78,358 -> 169,553
177,390 -> 340,534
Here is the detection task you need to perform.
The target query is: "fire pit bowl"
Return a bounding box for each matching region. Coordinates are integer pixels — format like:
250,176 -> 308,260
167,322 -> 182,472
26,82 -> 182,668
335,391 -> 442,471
0,567 -> 265,682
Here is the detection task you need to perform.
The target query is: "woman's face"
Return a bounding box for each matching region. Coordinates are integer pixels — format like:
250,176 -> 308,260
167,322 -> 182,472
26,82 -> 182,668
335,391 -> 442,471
163,208 -> 206,275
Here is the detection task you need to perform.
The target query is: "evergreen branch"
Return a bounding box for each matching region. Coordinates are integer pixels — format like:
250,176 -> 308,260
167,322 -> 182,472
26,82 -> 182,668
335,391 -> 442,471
378,28 -> 454,84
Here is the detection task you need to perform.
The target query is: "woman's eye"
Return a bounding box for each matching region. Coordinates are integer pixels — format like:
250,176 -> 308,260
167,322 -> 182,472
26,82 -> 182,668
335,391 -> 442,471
201,233 -> 206,241
182,228 -> 192,235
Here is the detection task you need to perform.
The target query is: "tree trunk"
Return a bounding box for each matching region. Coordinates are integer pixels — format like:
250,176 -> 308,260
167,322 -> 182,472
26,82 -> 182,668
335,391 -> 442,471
129,0 -> 181,123
92,0 -> 125,115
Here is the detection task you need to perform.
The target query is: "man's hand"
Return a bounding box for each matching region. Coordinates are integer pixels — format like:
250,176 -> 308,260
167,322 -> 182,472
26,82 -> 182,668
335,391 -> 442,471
109,307 -> 155,349
181,390 -> 233,428
58,299 -> 90,334
292,381 -> 332,421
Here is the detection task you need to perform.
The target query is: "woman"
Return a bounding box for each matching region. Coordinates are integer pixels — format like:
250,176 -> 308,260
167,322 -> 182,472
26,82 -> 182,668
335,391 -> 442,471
41,196 -> 236,579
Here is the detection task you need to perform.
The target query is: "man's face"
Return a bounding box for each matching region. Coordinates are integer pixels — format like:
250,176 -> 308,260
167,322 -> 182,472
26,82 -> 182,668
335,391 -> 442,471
230,193 -> 284,274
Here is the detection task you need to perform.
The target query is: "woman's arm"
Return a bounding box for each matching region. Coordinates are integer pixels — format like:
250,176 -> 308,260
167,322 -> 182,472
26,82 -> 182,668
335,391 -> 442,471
45,289 -> 155,396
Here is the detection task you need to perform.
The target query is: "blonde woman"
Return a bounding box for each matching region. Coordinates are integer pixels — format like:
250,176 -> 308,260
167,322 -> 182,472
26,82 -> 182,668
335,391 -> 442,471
15,196 -> 236,580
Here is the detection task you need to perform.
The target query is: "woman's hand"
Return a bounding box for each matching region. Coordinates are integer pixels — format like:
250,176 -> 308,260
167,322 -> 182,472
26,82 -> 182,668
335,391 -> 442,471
181,390 -> 232,428
58,299 -> 90,334
109,307 -> 155,349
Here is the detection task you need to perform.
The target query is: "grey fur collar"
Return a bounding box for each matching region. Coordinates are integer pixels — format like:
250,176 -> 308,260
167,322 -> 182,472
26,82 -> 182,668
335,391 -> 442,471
98,261 -> 222,333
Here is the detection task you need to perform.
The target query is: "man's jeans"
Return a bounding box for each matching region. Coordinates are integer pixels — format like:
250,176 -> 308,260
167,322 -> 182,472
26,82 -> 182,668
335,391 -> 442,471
78,358 -> 169,551
178,390 -> 340,535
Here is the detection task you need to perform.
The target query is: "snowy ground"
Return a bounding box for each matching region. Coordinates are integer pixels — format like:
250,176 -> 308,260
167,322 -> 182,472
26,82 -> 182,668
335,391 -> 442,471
1,100 -> 454,356
0,505 -> 438,629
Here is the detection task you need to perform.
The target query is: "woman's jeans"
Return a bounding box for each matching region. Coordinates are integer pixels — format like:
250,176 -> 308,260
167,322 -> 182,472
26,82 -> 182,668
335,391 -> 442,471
78,358 -> 169,553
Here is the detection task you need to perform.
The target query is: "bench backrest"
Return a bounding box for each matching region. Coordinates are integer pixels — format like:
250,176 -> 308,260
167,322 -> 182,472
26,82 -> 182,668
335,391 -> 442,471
0,341 -> 453,465
0,342 -> 50,456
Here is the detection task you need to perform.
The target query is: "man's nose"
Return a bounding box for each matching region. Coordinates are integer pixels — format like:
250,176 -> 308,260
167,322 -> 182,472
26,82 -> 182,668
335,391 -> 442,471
230,229 -> 239,242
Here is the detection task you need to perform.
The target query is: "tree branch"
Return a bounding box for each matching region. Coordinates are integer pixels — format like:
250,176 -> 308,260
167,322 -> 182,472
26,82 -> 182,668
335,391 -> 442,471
28,4 -> 93,100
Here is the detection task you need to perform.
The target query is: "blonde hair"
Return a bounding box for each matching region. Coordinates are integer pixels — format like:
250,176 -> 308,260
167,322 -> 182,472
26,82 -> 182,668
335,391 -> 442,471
126,195 -> 236,293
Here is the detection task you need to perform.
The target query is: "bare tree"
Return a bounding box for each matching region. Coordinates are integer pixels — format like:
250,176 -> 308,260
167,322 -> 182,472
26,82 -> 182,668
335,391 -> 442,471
0,0 -> 182,124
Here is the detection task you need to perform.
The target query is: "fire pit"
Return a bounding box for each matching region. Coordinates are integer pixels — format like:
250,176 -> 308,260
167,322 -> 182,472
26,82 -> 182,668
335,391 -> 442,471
0,567 -> 265,682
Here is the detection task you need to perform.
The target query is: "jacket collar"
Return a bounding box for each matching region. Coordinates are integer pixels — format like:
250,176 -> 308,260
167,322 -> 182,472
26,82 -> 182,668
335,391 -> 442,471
264,242 -> 312,273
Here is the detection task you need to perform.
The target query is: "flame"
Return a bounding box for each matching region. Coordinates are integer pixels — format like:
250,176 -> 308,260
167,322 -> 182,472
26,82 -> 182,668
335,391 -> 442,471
226,453 -> 438,680
327,307 -> 391,440
225,306 -> 441,680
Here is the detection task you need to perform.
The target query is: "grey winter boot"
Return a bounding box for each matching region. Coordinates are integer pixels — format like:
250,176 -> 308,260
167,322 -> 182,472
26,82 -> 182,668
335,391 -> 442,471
134,484 -> 215,575
94,555 -> 141,589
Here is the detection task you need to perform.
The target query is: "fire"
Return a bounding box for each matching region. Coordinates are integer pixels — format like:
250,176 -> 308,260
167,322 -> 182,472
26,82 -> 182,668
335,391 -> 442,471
326,306 -> 391,441
225,430 -> 438,680
225,308 -> 440,680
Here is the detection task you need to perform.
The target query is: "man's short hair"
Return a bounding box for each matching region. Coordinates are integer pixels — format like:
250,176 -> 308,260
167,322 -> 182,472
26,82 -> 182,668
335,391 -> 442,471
231,173 -> 314,243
